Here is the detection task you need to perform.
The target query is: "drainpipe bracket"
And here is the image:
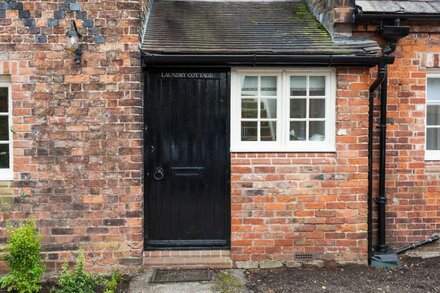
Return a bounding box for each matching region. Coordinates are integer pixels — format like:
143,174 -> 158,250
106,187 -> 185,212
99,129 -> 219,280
374,197 -> 387,204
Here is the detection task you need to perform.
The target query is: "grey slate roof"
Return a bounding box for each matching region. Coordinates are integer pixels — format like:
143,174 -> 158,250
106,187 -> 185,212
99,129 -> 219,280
141,0 -> 380,56
356,0 -> 440,14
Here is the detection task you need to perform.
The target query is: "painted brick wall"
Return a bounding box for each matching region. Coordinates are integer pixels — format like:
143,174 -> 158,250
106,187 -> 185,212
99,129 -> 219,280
0,0 -> 144,276
354,22 -> 440,256
231,67 -> 372,268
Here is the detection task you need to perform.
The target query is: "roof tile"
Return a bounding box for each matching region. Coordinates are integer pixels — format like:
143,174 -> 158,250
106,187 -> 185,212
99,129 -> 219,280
142,0 -> 380,56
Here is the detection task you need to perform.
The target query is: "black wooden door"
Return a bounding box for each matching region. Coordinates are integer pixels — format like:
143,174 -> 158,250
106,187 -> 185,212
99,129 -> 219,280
145,69 -> 230,249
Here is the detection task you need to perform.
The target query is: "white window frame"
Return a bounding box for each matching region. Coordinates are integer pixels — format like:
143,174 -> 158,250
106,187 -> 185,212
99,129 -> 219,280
0,82 -> 12,180
231,68 -> 336,152
426,72 -> 440,160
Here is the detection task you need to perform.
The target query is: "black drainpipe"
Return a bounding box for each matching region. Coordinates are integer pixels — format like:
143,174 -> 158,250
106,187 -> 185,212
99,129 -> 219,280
367,20 -> 410,264
375,30 -> 408,254
372,23 -> 411,261
368,64 -> 387,262
375,63 -> 390,253
366,20 -> 440,266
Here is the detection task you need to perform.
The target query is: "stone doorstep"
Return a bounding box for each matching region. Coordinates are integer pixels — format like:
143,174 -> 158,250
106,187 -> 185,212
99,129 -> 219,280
143,250 -> 233,269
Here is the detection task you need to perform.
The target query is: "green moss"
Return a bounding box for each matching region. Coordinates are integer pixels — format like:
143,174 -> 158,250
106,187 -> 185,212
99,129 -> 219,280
316,22 -> 330,37
211,272 -> 245,293
294,3 -> 330,38
295,3 -> 311,19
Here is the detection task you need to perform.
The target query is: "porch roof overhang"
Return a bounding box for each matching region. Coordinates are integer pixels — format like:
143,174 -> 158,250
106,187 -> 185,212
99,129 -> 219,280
141,0 -> 388,67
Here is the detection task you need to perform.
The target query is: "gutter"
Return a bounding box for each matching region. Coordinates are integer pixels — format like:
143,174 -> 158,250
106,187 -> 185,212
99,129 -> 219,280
141,53 -> 395,67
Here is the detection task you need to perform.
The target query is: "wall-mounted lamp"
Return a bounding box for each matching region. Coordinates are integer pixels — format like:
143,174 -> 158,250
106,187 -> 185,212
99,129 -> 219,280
66,20 -> 82,64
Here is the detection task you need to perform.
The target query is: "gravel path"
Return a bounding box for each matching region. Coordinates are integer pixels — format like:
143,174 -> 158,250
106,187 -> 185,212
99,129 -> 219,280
246,256 -> 440,293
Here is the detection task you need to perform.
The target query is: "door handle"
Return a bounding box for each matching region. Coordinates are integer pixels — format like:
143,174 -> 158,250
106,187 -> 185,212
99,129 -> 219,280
153,167 -> 165,181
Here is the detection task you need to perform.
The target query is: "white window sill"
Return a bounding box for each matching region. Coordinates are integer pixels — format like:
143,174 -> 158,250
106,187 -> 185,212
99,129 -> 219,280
425,151 -> 440,161
0,170 -> 13,181
231,145 -> 336,153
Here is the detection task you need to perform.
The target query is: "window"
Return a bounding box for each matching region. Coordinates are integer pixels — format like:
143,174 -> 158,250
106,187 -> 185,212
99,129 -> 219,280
426,74 -> 440,160
231,68 -> 336,152
0,82 -> 12,180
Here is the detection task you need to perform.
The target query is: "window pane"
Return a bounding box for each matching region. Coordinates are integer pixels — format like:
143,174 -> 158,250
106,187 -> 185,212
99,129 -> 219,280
290,99 -> 306,118
0,144 -> 9,168
310,99 -> 325,118
290,121 -> 306,141
0,88 -> 7,113
261,121 -> 276,141
427,128 -> 440,150
427,105 -> 440,126
290,76 -> 307,96
241,121 -> 258,141
0,116 -> 8,141
241,76 -> 258,96
427,78 -> 440,101
309,76 -> 325,96
260,76 -> 277,96
241,98 -> 258,118
260,98 -> 277,119
309,121 -> 325,141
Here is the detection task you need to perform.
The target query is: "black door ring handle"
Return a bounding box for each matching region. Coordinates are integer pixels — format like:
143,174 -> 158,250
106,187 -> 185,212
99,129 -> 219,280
153,167 -> 165,181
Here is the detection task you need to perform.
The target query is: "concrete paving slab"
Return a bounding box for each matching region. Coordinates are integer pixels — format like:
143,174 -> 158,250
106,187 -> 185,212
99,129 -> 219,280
128,269 -> 248,293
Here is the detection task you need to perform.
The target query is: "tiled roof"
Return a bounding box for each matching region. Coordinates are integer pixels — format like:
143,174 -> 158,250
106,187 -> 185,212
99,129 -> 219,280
141,0 -> 380,56
356,0 -> 440,14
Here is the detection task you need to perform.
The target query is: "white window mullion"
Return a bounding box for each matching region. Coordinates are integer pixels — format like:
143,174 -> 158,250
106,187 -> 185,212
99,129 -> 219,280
257,76 -> 261,141
281,71 -> 287,149
306,76 -> 310,142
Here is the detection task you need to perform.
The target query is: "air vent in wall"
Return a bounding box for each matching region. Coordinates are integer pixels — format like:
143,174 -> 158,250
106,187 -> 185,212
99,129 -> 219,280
294,253 -> 315,262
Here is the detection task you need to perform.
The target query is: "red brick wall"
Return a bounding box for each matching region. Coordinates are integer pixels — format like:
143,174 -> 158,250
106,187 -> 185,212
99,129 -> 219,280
354,23 -> 440,256
231,68 -> 373,267
0,0 -> 144,275
1,0 -> 439,275
382,30 -> 440,254
230,27 -> 440,265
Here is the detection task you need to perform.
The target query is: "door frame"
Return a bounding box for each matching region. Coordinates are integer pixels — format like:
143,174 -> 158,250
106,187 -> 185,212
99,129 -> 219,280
143,67 -> 231,250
